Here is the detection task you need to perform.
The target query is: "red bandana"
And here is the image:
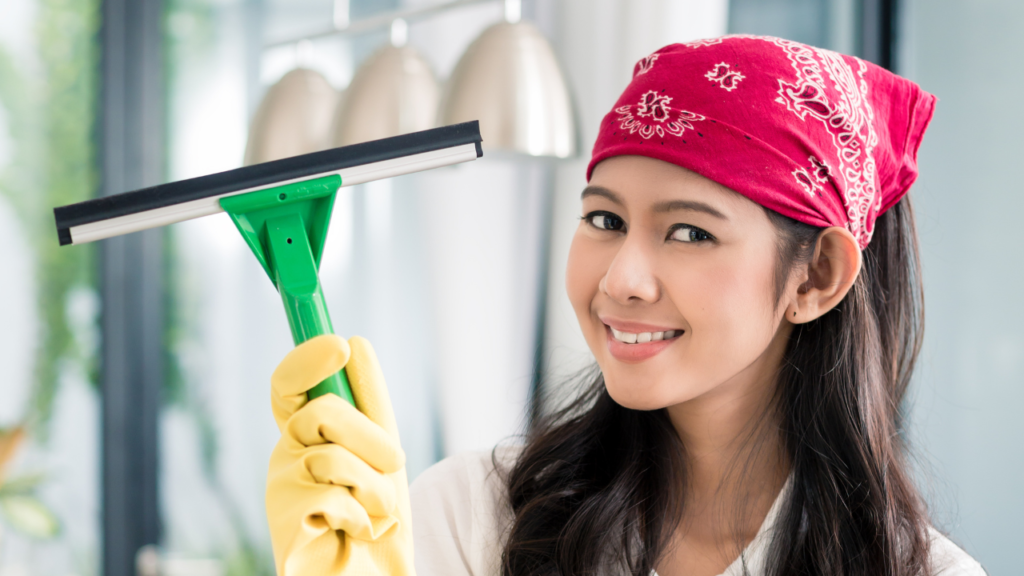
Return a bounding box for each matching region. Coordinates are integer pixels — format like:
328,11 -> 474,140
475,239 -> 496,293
587,36 -> 936,248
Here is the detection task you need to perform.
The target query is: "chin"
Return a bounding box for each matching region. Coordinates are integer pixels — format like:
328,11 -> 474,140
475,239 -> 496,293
602,373 -> 696,411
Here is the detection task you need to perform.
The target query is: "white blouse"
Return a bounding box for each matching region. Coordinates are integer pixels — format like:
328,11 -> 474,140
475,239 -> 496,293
409,449 -> 985,576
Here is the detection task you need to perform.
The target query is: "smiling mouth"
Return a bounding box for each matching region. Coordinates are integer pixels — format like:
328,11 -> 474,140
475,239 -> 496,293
608,326 -> 684,344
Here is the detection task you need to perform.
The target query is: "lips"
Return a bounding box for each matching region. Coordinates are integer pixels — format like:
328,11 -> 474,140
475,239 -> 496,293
602,322 -> 683,363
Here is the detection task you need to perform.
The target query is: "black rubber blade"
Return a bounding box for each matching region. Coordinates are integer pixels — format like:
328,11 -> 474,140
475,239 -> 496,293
54,121 -> 483,245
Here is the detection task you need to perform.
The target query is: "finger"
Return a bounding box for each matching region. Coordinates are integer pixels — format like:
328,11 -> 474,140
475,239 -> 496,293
271,335 -> 350,426
267,473 -> 386,543
272,335 -> 351,397
266,449 -> 396,542
288,394 -> 405,474
346,336 -> 399,437
318,487 -> 398,541
303,443 -> 397,517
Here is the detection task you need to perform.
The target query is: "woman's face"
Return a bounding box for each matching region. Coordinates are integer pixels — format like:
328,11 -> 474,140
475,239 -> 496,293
566,155 -> 793,411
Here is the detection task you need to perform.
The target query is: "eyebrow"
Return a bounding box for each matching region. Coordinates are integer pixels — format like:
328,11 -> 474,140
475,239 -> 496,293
652,200 -> 728,220
581,185 -> 728,220
581,185 -> 623,205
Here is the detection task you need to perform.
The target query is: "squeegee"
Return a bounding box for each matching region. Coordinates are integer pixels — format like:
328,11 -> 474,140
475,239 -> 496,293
54,121 -> 483,404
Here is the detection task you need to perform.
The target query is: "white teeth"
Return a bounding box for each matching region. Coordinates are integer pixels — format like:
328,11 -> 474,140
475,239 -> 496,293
610,327 -> 681,344
611,328 -> 636,343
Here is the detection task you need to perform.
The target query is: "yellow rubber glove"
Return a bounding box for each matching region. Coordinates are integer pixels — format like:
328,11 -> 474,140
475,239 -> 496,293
266,334 -> 415,576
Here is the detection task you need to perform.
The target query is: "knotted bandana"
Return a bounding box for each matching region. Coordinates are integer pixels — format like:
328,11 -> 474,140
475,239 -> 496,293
587,36 -> 936,248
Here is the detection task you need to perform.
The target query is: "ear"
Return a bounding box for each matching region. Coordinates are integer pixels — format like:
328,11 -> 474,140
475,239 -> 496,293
784,226 -> 862,324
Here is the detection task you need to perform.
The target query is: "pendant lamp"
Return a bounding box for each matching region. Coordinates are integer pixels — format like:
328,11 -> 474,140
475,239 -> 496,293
438,5 -> 576,158
244,68 -> 338,165
332,21 -> 441,146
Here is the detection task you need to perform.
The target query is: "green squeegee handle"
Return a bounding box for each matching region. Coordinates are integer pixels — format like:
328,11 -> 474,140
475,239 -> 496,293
220,175 -> 355,405
268,213 -> 354,404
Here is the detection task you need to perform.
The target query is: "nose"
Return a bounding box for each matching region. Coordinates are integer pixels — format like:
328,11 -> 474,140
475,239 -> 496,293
599,233 -> 660,305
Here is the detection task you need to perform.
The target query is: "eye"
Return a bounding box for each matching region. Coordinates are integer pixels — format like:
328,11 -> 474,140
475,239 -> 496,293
585,211 -> 625,232
669,224 -> 714,243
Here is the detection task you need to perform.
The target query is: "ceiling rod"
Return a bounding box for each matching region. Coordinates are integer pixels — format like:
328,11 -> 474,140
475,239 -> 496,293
265,0 -> 500,49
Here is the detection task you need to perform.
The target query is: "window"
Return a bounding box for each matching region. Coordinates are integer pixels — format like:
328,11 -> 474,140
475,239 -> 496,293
0,1 -> 100,574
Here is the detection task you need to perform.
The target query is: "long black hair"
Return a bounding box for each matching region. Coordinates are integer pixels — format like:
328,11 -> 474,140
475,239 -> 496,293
500,197 -> 930,576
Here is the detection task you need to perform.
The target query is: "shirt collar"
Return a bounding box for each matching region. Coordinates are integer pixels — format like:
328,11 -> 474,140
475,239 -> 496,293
719,473 -> 793,576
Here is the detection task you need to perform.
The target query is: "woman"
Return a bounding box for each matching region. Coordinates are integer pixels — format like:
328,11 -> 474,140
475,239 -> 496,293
264,36 -> 985,576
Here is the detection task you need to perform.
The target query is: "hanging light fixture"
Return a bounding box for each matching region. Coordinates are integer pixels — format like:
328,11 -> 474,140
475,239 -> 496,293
331,19 -> 441,146
244,68 -> 338,165
439,0 -> 577,158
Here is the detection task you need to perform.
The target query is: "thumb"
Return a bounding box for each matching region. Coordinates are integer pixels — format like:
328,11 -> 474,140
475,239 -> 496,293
345,337 -> 399,440
271,335 -> 351,430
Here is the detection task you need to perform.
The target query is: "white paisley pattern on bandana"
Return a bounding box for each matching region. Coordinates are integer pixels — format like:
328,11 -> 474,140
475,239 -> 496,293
681,37 -> 727,49
767,37 -> 880,246
705,62 -> 745,91
616,90 -> 706,139
635,54 -> 659,76
793,156 -> 831,197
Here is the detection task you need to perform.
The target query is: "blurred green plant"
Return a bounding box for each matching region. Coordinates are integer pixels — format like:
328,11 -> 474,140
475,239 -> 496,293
0,0 -> 100,440
0,427 -> 60,540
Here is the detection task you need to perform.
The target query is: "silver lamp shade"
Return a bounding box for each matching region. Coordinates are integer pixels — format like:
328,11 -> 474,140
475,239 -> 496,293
332,44 -> 440,146
439,21 -> 576,158
244,68 -> 338,166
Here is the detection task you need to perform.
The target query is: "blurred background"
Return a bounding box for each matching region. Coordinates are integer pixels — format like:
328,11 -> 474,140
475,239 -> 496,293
0,0 -> 1020,574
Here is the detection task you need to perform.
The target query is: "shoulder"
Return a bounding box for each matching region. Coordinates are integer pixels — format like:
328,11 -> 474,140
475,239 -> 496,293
412,446 -> 518,494
410,446 -> 519,518
409,446 -> 521,576
927,527 -> 987,576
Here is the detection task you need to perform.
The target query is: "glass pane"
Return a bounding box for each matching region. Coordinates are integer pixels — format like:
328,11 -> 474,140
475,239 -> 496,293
728,0 -> 858,54
164,2 -> 297,571
0,0 -> 100,574
900,0 -> 1024,572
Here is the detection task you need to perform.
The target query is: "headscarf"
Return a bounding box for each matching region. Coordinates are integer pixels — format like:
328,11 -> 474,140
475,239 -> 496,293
587,35 -> 936,248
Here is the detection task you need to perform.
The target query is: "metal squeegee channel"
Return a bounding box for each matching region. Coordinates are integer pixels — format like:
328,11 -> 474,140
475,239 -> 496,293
55,122 -> 483,246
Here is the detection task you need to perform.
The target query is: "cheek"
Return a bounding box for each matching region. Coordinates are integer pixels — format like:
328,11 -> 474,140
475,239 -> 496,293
676,252 -> 778,351
694,259 -> 773,323
565,231 -> 606,328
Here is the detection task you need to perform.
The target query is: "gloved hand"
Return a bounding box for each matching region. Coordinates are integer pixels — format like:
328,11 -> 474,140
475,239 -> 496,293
266,334 -> 414,576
